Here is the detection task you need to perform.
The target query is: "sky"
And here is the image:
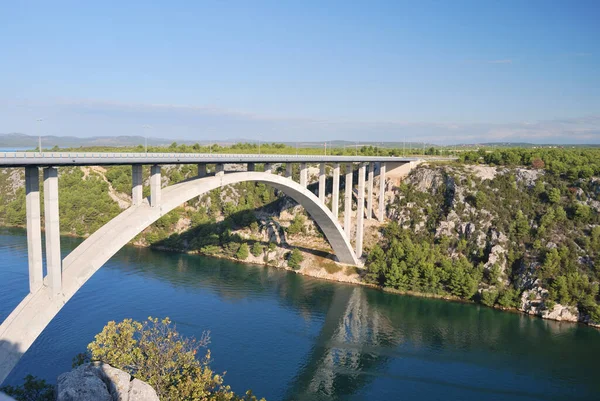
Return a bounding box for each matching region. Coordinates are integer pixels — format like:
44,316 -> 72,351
1,0 -> 599,144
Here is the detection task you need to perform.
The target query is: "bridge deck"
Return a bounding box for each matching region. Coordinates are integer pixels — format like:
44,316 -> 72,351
0,152 -> 427,167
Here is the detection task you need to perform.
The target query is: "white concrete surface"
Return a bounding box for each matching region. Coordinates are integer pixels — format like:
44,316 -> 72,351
0,172 -> 359,384
25,167 -> 43,294
379,162 -> 386,222
132,165 -> 143,206
356,164 -> 366,258
332,163 -> 340,220
43,167 -> 62,297
344,163 -> 353,238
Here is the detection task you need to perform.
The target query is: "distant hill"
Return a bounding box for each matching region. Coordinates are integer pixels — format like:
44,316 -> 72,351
1,133 -> 597,150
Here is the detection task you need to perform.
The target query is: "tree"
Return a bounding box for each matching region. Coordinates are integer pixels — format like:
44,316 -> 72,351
547,188 -> 561,204
286,214 -> 306,235
287,248 -> 304,269
531,158 -> 545,169
251,242 -> 263,257
85,317 -> 264,401
236,243 -> 249,260
0,375 -> 54,401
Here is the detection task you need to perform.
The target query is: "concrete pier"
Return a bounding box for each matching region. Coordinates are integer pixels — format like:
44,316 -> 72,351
25,166 -> 43,294
300,163 -> 308,187
344,163 -> 353,238
132,165 -> 143,205
332,163 -> 340,219
197,164 -> 207,178
215,163 -> 225,177
264,163 -> 273,174
286,163 -> 293,179
247,162 -> 255,172
319,163 -> 326,203
150,165 -> 161,207
366,162 -> 374,220
379,162 -> 386,222
356,163 -> 366,258
43,167 -> 62,296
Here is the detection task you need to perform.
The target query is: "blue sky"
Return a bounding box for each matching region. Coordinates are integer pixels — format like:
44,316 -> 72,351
1,0 -> 599,144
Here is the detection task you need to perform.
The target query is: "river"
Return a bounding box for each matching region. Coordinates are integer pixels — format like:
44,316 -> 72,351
0,228 -> 599,400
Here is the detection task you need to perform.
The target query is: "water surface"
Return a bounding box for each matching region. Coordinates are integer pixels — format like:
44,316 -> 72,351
1,228 -> 599,400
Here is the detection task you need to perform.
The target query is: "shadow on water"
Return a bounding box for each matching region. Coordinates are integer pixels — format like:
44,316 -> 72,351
108,247 -> 600,400
0,340 -> 23,386
2,227 -> 600,400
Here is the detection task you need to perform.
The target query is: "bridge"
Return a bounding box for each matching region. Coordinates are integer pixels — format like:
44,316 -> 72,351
0,151 -> 424,383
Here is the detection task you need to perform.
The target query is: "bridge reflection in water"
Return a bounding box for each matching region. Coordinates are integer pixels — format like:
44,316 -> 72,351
2,230 -> 599,400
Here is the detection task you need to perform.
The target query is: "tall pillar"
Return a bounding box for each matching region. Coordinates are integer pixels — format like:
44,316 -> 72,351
264,163 -> 273,174
356,163 -> 366,258
344,163 -> 353,238
332,163 -> 340,219
197,164 -> 207,178
43,167 -> 61,296
247,163 -> 255,172
25,166 -> 43,294
318,163 -> 326,203
132,165 -> 143,206
215,163 -> 225,176
366,162 -> 374,219
150,165 -> 161,207
379,162 -> 386,222
286,163 -> 293,179
300,163 -> 308,187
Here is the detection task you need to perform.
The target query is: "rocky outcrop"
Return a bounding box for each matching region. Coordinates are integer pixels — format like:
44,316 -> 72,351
56,362 -> 158,401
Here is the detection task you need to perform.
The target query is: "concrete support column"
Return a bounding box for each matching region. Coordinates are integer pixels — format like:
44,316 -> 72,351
356,163 -> 366,258
286,163 -> 293,179
344,163 -> 353,238
43,167 -> 61,296
300,163 -> 308,187
150,165 -> 161,207
379,162 -> 386,222
332,163 -> 340,219
366,162 -> 374,220
319,163 -> 326,203
247,163 -> 255,172
197,164 -> 207,178
215,163 -> 225,176
132,165 -> 143,206
264,163 -> 273,174
25,166 -> 43,294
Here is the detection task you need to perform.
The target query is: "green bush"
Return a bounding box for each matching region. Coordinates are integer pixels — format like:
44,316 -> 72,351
86,317 -> 265,401
0,374 -> 54,401
287,248 -> 304,269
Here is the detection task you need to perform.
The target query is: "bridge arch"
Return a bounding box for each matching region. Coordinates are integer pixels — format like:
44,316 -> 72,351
0,171 -> 357,382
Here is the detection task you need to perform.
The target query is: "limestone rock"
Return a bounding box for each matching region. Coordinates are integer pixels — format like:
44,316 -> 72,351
57,363 -> 159,401
128,379 -> 159,401
542,304 -> 579,322
96,364 -> 131,401
57,364 -> 112,401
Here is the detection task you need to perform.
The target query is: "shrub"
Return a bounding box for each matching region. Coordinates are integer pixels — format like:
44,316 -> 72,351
251,242 -> 264,257
236,243 -> 249,260
0,375 -> 54,401
86,317 -> 264,401
287,248 -> 304,269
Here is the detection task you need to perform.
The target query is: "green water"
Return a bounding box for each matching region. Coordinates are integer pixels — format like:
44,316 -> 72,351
1,228 -> 599,400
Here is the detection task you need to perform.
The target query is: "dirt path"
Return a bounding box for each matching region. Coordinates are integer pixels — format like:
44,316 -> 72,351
80,166 -> 131,209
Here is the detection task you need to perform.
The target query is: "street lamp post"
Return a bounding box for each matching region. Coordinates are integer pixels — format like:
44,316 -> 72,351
36,118 -> 43,153
142,125 -> 151,153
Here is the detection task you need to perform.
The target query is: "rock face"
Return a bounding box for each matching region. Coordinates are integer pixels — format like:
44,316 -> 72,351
56,363 -> 159,401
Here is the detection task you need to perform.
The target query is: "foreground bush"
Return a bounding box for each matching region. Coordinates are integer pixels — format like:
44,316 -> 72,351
0,374 -> 54,401
83,317 -> 264,401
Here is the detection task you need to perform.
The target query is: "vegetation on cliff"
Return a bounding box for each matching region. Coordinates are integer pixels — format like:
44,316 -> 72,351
366,148 -> 600,325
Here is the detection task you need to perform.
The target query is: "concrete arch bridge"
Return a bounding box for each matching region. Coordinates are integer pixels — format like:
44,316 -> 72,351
0,152 -> 423,383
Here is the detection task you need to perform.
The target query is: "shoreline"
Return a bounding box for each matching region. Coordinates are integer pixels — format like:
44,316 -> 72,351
1,224 -> 597,329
